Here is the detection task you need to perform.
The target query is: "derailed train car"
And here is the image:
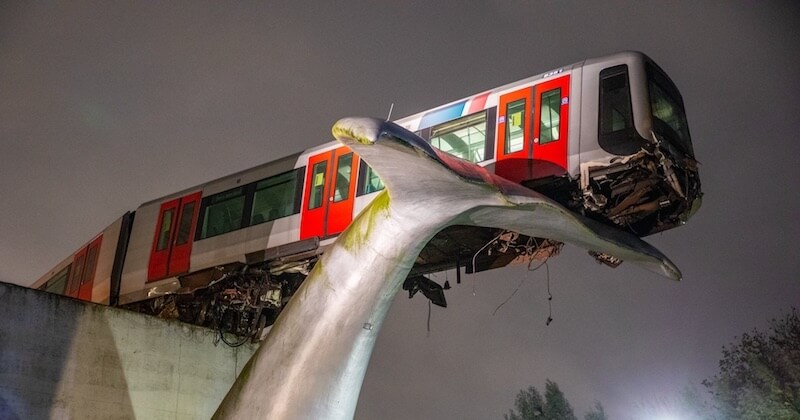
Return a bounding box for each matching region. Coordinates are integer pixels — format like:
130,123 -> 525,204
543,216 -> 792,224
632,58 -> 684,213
33,51 -> 701,340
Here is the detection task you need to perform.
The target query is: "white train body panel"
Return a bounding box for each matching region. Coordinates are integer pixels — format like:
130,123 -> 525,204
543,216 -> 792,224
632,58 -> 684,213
32,216 -> 126,305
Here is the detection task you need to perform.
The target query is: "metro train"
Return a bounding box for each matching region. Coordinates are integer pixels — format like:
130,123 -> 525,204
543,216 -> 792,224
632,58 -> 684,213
33,51 -> 701,340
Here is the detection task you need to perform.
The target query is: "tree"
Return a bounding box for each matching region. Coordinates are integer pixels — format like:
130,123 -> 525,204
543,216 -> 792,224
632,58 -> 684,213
702,308 -> 800,419
583,402 -> 608,420
505,379 -> 595,420
543,380 -> 577,420
505,386 -> 545,420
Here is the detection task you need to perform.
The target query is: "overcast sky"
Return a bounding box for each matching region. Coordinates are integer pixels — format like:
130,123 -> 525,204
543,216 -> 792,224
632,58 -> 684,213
2,1 -> 799,419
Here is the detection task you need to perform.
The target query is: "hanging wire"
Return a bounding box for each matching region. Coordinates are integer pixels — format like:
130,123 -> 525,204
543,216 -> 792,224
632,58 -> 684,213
217,328 -> 250,347
544,262 -> 553,326
471,231 -> 505,295
492,271 -> 528,316
492,247 -> 550,316
426,299 -> 432,337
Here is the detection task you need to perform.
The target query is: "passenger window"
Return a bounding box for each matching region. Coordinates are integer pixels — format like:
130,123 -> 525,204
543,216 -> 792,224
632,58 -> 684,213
539,88 -> 561,144
362,164 -> 384,195
309,161 -> 327,210
174,201 -> 195,245
251,170 -> 299,224
156,209 -> 174,251
200,188 -> 245,239
45,266 -> 70,295
333,153 -> 353,202
505,99 -> 526,153
429,110 -> 489,163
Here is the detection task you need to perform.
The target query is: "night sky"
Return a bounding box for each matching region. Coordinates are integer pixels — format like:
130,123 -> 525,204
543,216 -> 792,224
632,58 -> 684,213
2,2 -> 799,419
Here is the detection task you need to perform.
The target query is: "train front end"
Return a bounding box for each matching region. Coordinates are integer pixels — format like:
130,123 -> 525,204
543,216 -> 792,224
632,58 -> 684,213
572,52 -> 702,238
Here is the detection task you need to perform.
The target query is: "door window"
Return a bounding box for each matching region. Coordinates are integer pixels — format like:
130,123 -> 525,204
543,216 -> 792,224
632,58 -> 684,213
309,161 -> 328,210
82,244 -> 100,286
156,209 -> 174,251
539,88 -> 561,144
69,252 -> 86,295
505,99 -> 526,153
175,201 -> 195,246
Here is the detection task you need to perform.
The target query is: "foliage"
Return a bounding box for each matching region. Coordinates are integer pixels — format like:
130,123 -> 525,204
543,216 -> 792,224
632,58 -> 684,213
505,386 -> 546,420
583,402 -> 607,420
702,308 -> 800,419
505,379 -> 605,420
543,380 -> 577,420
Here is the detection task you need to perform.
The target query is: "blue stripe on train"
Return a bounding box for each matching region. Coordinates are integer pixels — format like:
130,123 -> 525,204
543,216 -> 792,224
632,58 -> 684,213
419,101 -> 466,129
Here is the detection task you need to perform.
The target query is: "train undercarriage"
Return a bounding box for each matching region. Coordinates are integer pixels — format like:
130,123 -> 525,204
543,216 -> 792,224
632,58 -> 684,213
121,226 -> 563,343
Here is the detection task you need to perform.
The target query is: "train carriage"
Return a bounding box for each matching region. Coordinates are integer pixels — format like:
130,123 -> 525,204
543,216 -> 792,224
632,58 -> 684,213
32,51 -> 701,339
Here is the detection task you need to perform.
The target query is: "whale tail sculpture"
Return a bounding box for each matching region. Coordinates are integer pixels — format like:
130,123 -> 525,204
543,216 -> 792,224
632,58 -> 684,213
212,118 -> 680,419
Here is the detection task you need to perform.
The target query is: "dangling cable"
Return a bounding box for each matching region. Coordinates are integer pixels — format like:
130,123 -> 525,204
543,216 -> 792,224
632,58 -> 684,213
218,328 -> 250,347
492,269 -> 529,316
545,262 -> 553,326
471,231 -> 505,295
426,299 -> 432,336
492,245 -> 551,316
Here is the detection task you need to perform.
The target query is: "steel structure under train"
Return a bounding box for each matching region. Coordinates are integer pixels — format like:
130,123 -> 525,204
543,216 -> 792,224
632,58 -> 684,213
32,51 -> 701,340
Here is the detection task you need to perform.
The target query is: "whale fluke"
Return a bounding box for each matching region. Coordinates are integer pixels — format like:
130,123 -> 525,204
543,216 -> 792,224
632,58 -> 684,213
213,117 -> 679,420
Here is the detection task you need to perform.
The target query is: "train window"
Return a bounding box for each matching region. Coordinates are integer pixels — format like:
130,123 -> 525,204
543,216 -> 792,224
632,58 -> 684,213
200,187 -> 245,239
647,63 -> 692,155
600,66 -> 633,136
359,163 -> 384,195
44,266 -> 70,294
251,170 -> 300,224
175,201 -> 195,245
332,153 -> 353,202
539,88 -> 561,144
69,253 -> 85,294
597,65 -> 645,155
429,110 -> 489,163
156,209 -> 174,251
82,244 -> 100,286
308,161 -> 327,210
505,100 -> 526,154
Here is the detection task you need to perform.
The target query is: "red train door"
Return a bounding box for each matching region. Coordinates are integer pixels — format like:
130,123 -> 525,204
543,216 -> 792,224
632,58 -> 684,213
300,147 -> 358,240
532,75 -> 570,174
65,236 -> 103,300
148,191 -> 201,282
495,87 -> 533,183
77,236 -> 102,300
66,248 -> 86,298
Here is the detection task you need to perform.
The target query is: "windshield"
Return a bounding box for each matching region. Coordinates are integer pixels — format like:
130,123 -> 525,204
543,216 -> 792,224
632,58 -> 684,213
647,63 -> 693,156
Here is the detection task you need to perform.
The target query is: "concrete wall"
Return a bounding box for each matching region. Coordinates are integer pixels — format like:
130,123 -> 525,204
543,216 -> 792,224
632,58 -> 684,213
0,282 -> 258,419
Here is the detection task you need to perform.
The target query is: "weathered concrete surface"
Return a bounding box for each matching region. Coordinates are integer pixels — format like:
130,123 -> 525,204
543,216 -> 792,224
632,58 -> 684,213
0,281 -> 257,419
